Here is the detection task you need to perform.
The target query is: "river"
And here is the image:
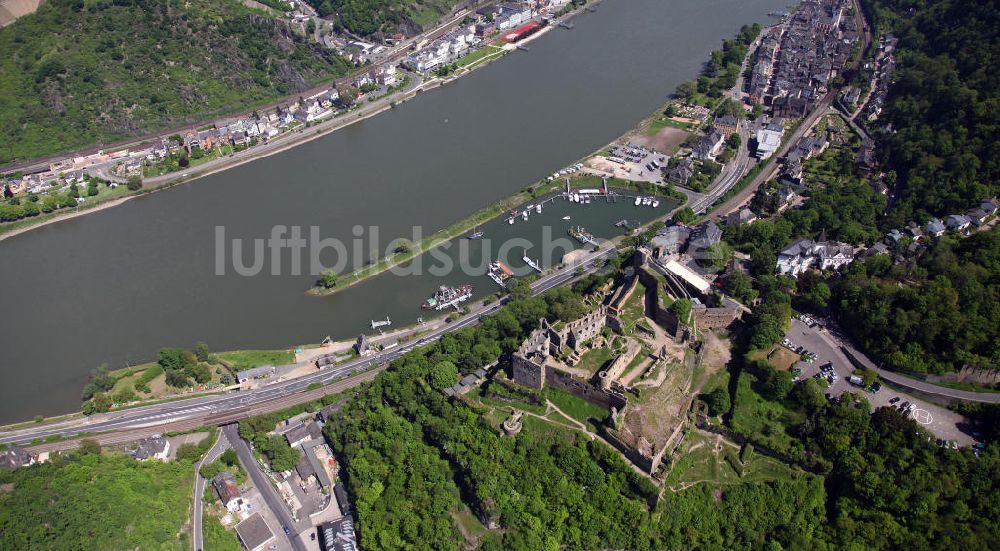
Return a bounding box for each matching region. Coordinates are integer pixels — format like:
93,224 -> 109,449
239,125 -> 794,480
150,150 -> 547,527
0,0 -> 786,422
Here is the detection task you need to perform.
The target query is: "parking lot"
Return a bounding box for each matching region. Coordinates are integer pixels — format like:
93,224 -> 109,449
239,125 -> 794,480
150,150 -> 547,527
585,143 -> 667,183
784,317 -> 976,447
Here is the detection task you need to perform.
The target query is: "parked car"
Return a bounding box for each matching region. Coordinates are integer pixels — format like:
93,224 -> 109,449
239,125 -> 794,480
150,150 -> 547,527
889,396 -> 900,404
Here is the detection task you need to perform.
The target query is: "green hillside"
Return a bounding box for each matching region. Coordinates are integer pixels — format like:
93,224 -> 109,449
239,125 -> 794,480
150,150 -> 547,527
0,0 -> 352,165
305,0 -> 462,36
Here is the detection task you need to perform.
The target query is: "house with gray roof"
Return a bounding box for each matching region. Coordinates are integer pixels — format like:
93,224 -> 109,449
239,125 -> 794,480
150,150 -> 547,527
129,435 -> 170,462
235,513 -> 275,551
945,214 -> 971,232
0,446 -> 36,469
924,217 -> 946,238
285,421 -> 322,448
776,235 -> 855,277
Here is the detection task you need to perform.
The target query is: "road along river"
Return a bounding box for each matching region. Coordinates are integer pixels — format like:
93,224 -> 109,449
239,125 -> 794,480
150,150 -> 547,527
0,0 -> 787,422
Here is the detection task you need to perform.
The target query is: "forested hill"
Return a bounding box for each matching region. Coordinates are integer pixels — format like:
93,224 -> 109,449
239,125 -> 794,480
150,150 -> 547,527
304,0 -> 462,36
0,0 -> 352,165
863,0 -> 1000,227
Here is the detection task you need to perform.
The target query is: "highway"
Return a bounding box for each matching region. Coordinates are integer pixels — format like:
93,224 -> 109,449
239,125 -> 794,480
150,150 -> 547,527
0,246 -> 612,447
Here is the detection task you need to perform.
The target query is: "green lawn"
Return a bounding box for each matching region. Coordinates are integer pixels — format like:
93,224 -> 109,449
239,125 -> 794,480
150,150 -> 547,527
215,349 -> 295,371
575,347 -> 613,375
455,45 -> 505,69
645,117 -> 696,134
543,387 -> 609,425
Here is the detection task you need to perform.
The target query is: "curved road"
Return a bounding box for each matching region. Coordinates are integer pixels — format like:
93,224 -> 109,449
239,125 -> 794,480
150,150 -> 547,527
192,431 -> 231,551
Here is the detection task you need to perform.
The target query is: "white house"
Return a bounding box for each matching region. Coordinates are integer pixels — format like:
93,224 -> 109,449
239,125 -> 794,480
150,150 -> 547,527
776,236 -> 855,277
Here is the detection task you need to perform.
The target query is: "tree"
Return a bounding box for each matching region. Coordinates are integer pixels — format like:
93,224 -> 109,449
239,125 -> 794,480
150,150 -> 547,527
427,361 -> 458,390
165,369 -> 190,388
187,363 -> 212,384
507,278 -> 532,301
675,80 -> 697,99
78,438 -> 102,455
763,368 -> 794,401
703,387 -> 731,416
264,435 -> 300,471
220,448 -> 238,466
126,175 -> 142,191
727,133 -> 742,149
199,461 -> 223,480
195,341 -> 210,362
318,269 -> 338,289
305,18 -> 316,35
82,364 -> 115,400
807,281 -> 831,309
670,298 -> 692,324
673,207 -> 696,225
91,392 -> 113,413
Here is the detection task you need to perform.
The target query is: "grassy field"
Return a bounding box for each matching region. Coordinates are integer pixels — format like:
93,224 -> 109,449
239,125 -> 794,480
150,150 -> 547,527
543,387 -> 609,426
645,116 -> 697,133
575,347 -> 613,375
215,349 -> 295,371
454,45 -> 505,69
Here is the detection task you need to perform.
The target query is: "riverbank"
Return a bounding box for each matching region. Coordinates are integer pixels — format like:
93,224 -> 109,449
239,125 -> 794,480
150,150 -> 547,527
0,7 -> 595,242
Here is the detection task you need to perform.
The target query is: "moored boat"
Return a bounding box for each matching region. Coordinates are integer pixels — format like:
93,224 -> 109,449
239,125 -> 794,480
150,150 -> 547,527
422,284 -> 474,310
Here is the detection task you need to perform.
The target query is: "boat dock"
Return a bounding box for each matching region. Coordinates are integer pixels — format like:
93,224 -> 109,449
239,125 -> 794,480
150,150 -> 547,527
522,251 -> 543,273
371,316 -> 391,330
559,21 -> 574,29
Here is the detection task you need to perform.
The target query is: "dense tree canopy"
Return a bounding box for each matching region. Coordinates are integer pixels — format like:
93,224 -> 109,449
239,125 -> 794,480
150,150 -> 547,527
834,231 -> 1000,375
0,0 -> 351,164
863,0 -> 1000,227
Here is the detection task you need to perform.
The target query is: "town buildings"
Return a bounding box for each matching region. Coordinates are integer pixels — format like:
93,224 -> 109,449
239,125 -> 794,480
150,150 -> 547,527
749,0 -> 855,116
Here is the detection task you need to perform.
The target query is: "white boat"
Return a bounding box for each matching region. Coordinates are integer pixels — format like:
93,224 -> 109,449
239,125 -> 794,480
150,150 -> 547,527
535,204 -> 542,214
573,193 -> 580,202
508,217 -> 514,225
634,197 -> 641,206
526,204 -> 534,211
652,199 -> 660,208
522,210 -> 528,221
642,197 -> 651,206
562,216 -> 571,220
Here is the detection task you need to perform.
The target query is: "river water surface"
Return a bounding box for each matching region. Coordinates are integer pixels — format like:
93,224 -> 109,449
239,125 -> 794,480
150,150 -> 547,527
0,0 -> 786,422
